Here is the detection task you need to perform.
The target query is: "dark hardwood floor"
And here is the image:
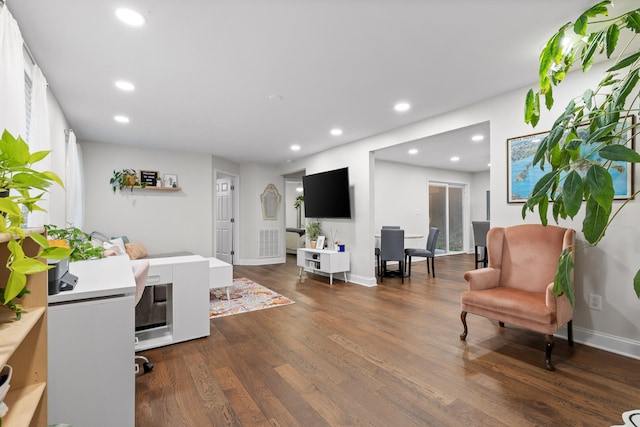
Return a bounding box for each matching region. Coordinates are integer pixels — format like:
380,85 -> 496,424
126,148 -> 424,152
135,254 -> 639,426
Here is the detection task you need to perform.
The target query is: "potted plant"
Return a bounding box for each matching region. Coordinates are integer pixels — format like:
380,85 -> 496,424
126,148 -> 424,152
522,1 -> 640,304
294,195 -> 304,228
44,225 -> 105,262
306,221 -> 321,249
0,129 -> 72,319
110,168 -> 146,192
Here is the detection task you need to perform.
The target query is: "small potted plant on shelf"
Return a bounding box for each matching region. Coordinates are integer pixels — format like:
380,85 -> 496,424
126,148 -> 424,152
109,169 -> 146,192
0,129 -> 72,319
306,221 -> 321,249
294,195 -> 304,228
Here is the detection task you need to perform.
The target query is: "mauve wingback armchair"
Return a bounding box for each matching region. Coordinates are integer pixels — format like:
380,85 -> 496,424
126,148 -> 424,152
460,223 -> 576,370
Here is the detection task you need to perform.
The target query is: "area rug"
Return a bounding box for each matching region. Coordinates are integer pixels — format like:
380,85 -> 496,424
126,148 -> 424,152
210,278 -> 294,319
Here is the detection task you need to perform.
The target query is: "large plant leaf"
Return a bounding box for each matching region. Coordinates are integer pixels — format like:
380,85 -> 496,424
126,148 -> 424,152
583,196 -> 611,244
605,23 -> 620,57
626,11 -> 640,33
553,249 -> 576,307
607,52 -> 640,72
3,271 -> 26,303
585,165 -> 614,209
10,257 -> 50,275
599,145 -> 640,162
562,170 -> 584,218
634,269 -> 640,298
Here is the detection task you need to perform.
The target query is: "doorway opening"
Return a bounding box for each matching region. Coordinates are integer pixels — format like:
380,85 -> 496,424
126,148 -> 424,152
429,181 -> 466,255
214,172 -> 238,264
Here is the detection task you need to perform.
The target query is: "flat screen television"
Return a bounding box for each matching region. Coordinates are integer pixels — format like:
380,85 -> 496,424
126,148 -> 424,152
303,167 -> 351,219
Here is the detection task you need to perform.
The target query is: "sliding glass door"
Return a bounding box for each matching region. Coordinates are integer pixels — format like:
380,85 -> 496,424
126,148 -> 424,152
429,182 -> 465,254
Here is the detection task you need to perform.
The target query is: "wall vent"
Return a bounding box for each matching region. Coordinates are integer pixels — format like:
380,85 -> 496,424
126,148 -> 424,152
259,229 -> 279,258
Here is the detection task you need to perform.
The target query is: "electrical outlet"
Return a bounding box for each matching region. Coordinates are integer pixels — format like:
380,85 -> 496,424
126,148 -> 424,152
589,294 -> 602,311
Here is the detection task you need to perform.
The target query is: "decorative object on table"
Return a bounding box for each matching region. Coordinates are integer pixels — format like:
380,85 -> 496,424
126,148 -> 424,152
522,1 -> 640,303
163,173 -> 178,188
45,225 -> 105,262
316,235 -> 325,250
294,195 -> 304,228
139,170 -> 159,187
0,129 -> 73,318
306,221 -> 321,248
260,183 -> 281,220
210,278 -> 294,319
110,168 -> 146,192
507,117 -> 635,203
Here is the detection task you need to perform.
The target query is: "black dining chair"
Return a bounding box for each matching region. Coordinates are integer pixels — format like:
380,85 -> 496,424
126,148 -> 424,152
379,228 -> 405,283
375,226 -> 401,276
404,227 -> 439,277
472,221 -> 490,269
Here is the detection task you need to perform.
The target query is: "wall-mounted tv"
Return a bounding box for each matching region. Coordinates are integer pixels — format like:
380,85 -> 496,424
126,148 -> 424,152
302,167 -> 352,219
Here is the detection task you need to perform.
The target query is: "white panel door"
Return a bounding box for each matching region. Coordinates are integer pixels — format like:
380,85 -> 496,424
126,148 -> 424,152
215,176 -> 234,263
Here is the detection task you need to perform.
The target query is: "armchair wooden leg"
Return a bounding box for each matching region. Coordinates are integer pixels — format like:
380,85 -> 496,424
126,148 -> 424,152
460,311 -> 468,340
544,334 -> 555,371
567,320 -> 574,347
499,322 -> 505,327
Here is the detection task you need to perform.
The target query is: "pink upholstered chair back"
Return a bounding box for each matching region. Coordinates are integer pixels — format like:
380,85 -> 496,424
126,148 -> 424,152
488,224 -> 574,293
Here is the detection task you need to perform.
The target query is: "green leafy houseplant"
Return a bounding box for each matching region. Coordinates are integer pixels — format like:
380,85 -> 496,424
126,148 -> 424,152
0,129 -> 72,318
306,221 -> 322,242
44,225 -> 105,262
110,168 -> 146,192
523,1 -> 640,305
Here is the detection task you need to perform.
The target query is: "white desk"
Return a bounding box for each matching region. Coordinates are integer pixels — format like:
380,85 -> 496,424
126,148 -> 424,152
135,255 -> 210,350
48,255 -> 136,427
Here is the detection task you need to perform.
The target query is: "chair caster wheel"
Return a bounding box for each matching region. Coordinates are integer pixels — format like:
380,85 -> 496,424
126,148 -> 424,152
143,362 -> 154,373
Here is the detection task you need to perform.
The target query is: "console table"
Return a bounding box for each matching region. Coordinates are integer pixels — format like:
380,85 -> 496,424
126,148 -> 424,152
297,248 -> 349,284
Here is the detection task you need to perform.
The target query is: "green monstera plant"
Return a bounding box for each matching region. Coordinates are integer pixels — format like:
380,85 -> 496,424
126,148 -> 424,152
523,1 -> 640,306
0,129 -> 72,318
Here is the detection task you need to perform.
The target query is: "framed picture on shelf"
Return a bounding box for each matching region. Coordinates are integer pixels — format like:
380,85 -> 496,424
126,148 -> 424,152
140,170 -> 159,186
507,116 -> 635,203
163,174 -> 178,188
316,235 -> 325,249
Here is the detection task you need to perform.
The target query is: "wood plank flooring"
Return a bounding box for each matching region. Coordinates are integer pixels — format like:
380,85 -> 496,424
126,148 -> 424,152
135,254 -> 640,426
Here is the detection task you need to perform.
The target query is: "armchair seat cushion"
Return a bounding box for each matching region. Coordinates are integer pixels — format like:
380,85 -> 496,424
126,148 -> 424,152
461,287 -> 557,333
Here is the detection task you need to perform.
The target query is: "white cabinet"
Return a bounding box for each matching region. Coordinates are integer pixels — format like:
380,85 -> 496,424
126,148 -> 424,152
135,255 -> 210,351
297,248 -> 350,284
48,255 -> 136,427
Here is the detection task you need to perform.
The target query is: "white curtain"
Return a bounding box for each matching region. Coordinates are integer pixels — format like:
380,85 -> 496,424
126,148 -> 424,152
65,130 -> 84,229
0,6 -> 26,137
27,65 -> 51,227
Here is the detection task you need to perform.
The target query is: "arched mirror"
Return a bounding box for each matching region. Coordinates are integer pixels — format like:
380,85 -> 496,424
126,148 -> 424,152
260,183 -> 281,220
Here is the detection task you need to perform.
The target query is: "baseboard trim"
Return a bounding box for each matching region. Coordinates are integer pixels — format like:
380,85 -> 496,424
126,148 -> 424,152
236,257 -> 286,266
556,325 -> 640,360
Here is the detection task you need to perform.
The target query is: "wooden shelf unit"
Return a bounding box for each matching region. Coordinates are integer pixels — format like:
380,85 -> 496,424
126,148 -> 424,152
131,185 -> 182,191
0,229 -> 48,427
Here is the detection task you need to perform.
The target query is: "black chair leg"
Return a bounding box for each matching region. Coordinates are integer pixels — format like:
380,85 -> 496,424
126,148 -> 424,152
567,320 -> 573,347
430,257 -> 435,277
407,256 -> 412,276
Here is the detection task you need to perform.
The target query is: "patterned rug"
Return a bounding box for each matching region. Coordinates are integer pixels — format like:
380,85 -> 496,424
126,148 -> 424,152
210,278 -> 294,319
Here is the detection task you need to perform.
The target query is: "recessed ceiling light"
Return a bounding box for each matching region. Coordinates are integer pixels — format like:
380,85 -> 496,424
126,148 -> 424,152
290,144 -> 301,151
330,128 -> 343,136
114,115 -> 130,123
115,8 -> 146,26
488,163 -> 491,167
296,186 -> 303,192
471,135 -> 484,141
450,156 -> 460,162
115,80 -> 135,91
394,102 -> 411,112
408,148 -> 418,155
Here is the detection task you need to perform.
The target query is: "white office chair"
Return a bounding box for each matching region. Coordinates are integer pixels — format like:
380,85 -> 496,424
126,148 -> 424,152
132,260 -> 154,374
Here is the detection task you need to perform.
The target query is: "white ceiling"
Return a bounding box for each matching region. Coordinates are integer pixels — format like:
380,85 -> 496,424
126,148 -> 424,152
8,0 -> 600,167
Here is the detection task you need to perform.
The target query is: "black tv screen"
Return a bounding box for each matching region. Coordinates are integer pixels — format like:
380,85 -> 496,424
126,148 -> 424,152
303,167 -> 352,219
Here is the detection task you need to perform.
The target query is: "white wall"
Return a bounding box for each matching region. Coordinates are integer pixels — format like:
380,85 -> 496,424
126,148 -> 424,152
236,163 -> 286,265
46,88 -> 70,226
470,171 -> 490,222
81,141 -> 213,257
